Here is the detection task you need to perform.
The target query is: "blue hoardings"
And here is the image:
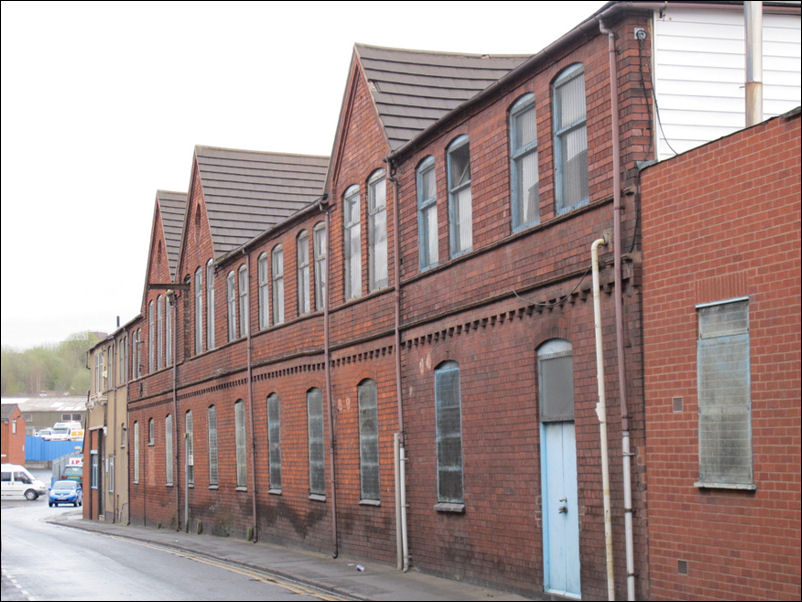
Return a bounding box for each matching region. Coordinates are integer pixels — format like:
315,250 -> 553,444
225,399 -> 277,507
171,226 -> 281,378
25,436 -> 83,462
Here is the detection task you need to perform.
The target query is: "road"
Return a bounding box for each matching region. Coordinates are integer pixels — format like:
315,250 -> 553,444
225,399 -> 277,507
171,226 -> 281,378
1,472 -> 333,601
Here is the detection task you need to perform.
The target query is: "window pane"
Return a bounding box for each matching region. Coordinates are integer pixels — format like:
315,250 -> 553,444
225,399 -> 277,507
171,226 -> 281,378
516,150 -> 539,226
297,233 -> 310,315
558,71 -> 586,129
435,363 -> 463,504
514,104 -> 537,149
560,126 -> 588,208
208,406 -> 218,486
272,247 -> 284,324
358,380 -> 380,501
186,411 -> 194,486
258,254 -> 270,329
207,261 -> 215,350
235,401 -> 247,488
165,415 -> 173,485
227,271 -> 237,341
423,204 -> 438,267
449,143 -> 471,188
314,224 -> 327,311
307,388 -> 325,496
454,186 -> 473,253
238,266 -> 248,336
267,394 -> 282,490
539,354 -> 575,422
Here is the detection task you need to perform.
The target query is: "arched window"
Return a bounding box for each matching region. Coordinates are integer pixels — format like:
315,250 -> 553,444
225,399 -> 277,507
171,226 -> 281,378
509,93 -> 539,230
447,136 -> 472,257
416,156 -> 438,270
307,388 -> 325,497
194,267 -> 203,355
267,393 -> 282,491
258,252 -> 270,329
238,264 -> 249,337
272,245 -> 284,324
358,379 -> 380,501
206,259 -> 215,350
227,270 -> 237,341
368,169 -> 388,291
434,361 -> 463,505
553,64 -> 588,213
234,400 -> 247,489
343,185 -> 361,300
313,222 -> 327,311
297,230 -> 311,315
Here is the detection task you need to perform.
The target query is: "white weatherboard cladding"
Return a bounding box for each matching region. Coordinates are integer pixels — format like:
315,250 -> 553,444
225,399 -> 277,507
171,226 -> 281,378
653,7 -> 801,159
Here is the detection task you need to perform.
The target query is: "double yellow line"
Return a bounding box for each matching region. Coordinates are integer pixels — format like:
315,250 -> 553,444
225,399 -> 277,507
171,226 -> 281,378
109,536 -> 350,601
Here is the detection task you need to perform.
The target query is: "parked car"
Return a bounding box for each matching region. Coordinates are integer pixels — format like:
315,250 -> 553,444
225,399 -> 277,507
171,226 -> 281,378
48,480 -> 82,507
1,464 -> 48,500
36,427 -> 54,440
60,465 -> 83,485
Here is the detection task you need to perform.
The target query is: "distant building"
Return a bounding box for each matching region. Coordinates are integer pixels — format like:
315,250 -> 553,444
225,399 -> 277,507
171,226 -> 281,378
1,404 -> 26,464
1,397 -> 86,435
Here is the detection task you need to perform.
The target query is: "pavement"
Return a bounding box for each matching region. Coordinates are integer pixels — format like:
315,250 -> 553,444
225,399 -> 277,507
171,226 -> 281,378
49,510 -> 536,601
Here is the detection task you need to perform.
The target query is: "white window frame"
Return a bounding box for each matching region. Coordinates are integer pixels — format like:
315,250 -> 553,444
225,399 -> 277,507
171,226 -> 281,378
343,185 -> 361,300
208,405 -> 218,487
235,400 -> 247,489
165,414 -> 173,486
195,267 -> 203,355
297,230 -> 311,315
267,393 -> 282,492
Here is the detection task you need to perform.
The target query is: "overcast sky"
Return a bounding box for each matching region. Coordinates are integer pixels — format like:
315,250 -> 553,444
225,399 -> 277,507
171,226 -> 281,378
1,0 -> 607,351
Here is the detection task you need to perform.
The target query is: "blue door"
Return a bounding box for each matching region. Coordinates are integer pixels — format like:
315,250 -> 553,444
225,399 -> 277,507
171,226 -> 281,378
541,421 -> 581,598
538,339 -> 581,598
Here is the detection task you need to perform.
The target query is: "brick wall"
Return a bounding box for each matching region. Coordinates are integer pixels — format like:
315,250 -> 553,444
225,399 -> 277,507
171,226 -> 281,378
641,110 -> 801,600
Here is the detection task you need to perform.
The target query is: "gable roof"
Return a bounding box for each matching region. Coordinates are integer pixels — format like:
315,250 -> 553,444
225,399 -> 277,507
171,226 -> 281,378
156,190 -> 187,281
194,146 -> 328,257
355,44 -> 531,152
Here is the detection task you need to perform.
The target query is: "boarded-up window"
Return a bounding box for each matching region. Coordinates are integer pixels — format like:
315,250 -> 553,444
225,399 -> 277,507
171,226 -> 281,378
267,393 -> 282,490
307,388 -> 325,496
358,380 -> 380,501
435,361 -> 464,504
538,340 -> 575,422
697,299 -> 753,487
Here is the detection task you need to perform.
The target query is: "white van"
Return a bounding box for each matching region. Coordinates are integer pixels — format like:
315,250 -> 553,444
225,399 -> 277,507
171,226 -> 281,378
1,464 -> 48,500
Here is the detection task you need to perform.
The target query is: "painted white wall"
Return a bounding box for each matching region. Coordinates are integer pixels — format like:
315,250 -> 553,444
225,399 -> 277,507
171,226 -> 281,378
652,6 -> 801,159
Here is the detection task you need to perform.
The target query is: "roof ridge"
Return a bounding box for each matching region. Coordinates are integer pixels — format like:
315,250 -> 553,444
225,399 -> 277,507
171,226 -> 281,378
194,144 -> 328,161
355,42 -> 531,60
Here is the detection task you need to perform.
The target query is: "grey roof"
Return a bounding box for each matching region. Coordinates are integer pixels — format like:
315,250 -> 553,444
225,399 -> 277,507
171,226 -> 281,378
1,397 -> 87,412
156,190 -> 187,280
355,44 -> 531,151
195,146 -> 329,257
1,404 -> 20,420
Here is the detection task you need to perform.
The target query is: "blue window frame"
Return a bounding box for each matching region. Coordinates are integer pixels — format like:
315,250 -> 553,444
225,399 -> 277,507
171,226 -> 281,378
447,136 -> 472,258
510,93 -> 539,231
417,156 -> 439,270
553,64 -> 588,214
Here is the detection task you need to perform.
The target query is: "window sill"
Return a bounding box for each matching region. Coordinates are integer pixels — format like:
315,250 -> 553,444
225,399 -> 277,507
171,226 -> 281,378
268,488 -> 282,496
359,499 -> 381,507
236,486 -> 248,492
309,493 -> 326,502
434,502 -> 465,513
694,481 -> 757,491
208,485 -> 219,490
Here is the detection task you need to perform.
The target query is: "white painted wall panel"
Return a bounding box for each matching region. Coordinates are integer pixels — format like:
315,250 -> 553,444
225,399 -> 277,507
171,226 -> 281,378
653,7 -> 801,159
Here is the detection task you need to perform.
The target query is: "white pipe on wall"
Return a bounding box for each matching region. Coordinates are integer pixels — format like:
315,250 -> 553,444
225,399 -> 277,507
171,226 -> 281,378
592,237 -> 615,601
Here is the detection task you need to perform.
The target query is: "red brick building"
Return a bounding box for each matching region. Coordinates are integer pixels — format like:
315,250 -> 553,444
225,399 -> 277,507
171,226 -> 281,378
115,2 -> 801,600
641,108 -> 801,601
1,404 -> 26,465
